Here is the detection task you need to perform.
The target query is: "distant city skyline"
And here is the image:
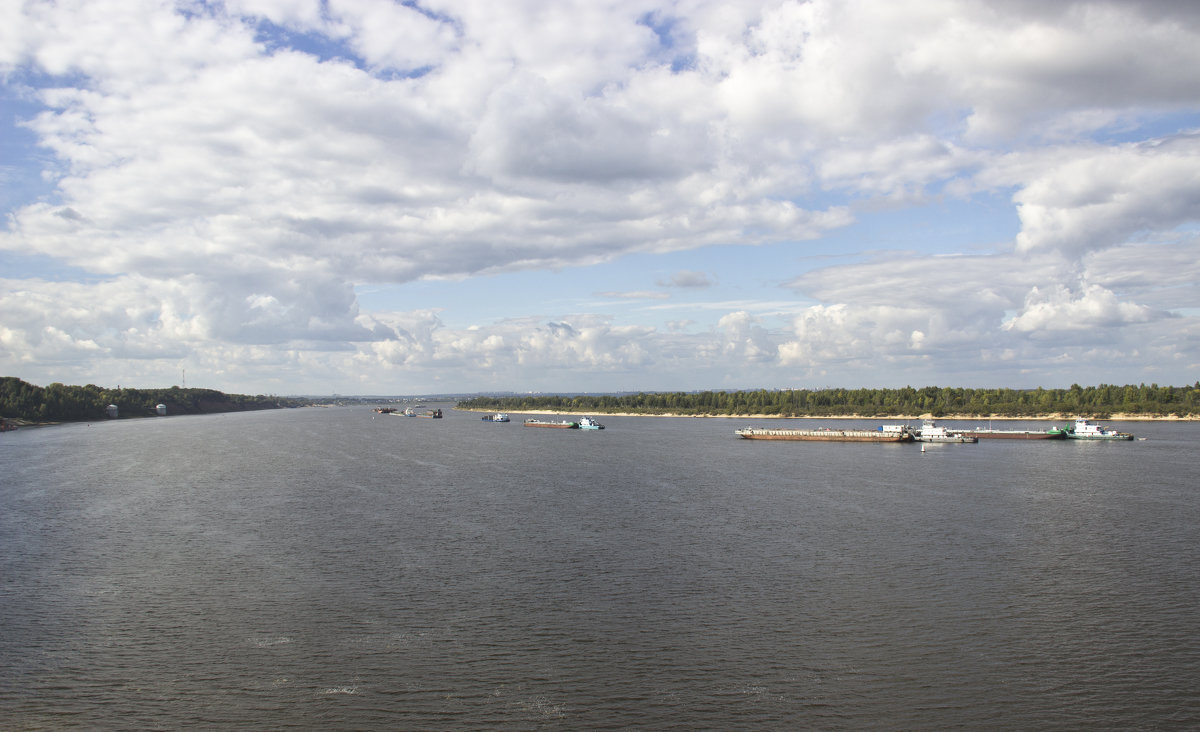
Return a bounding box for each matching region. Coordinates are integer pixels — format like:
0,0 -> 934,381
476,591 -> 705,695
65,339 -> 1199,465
3,0 -> 1199,394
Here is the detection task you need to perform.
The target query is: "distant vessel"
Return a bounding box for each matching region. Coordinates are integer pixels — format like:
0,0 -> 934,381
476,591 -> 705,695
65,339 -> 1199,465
524,419 -> 578,429
964,425 -> 1067,439
1068,418 -> 1133,440
577,416 -> 605,430
482,413 -> 510,422
914,420 -> 977,443
374,407 -> 398,414
396,407 -> 441,418
735,425 -> 913,442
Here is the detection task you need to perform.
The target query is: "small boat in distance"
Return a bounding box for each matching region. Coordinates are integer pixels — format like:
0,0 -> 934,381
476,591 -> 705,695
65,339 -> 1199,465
416,408 -> 443,418
577,416 -> 605,430
914,420 -> 977,443
482,413 -> 510,422
1067,418 -> 1133,440
524,419 -> 578,429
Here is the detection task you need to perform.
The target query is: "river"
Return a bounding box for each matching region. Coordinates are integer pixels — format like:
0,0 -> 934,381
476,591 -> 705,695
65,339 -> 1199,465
2,407 -> 1198,729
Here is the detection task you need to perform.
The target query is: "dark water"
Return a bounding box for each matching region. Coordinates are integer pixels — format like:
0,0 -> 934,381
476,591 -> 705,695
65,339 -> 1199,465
2,407 -> 1199,729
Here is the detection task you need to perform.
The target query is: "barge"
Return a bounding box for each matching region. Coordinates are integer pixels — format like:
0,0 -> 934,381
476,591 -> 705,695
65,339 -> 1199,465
735,425 -> 913,442
524,419 -> 578,429
964,426 -> 1067,439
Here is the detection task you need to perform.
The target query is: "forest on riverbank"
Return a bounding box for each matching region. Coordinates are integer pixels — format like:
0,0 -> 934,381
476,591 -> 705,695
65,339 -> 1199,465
458,383 -> 1200,418
0,377 -> 308,424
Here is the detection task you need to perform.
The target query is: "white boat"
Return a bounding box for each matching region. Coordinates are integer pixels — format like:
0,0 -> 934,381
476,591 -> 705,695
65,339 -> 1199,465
914,419 -> 977,443
1068,418 -> 1133,440
482,413 -> 510,422
577,416 -> 605,430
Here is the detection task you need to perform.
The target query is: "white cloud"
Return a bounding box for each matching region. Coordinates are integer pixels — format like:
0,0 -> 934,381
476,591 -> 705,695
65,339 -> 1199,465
2,0 -> 1199,392
819,135 -> 980,200
779,303 -> 932,368
1083,237 -> 1200,310
716,310 -> 776,363
1002,284 -> 1160,333
1013,136 -> 1200,256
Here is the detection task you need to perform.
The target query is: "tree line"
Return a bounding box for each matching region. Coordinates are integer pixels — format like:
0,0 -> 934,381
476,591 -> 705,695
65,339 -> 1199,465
0,377 -> 309,423
458,383 -> 1200,418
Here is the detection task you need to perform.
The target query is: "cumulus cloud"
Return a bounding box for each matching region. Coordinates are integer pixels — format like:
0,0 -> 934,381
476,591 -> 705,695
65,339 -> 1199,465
776,241 -> 1185,383
1003,284 -> 1161,333
2,0 -> 1199,392
779,303 -> 929,368
716,310 -> 776,363
1013,136 -> 1200,256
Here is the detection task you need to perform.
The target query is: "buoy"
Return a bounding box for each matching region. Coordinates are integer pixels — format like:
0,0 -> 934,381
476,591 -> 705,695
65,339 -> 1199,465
921,444 -> 926,453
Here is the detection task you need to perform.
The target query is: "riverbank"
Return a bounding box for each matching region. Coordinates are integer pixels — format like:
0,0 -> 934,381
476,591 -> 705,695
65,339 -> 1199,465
457,409 -> 1198,421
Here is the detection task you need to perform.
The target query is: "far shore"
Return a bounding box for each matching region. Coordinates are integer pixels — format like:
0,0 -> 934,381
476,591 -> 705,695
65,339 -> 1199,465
457,409 -> 1197,422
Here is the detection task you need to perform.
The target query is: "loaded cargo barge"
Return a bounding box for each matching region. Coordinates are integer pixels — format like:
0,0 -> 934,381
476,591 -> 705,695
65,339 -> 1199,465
735,425 -> 914,442
964,427 -> 1066,439
524,419 -> 578,429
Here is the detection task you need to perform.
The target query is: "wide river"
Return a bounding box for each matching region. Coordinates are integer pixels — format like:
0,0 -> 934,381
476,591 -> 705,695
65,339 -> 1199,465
2,406 -> 1198,729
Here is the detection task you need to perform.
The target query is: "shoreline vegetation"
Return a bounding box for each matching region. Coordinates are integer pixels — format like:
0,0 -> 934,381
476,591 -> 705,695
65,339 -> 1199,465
457,383 -> 1200,421
0,377 -> 307,427
6,379 -> 1198,428
459,408 -> 1196,422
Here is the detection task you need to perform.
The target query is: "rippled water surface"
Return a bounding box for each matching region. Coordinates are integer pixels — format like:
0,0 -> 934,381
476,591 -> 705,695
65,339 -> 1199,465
3,408 -> 1199,729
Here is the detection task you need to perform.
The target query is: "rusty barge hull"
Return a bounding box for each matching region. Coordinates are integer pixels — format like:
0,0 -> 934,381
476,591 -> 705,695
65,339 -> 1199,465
736,429 -> 912,442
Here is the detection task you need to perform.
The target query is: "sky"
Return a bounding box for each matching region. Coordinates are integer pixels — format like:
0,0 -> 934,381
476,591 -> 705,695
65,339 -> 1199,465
2,0 -> 1199,396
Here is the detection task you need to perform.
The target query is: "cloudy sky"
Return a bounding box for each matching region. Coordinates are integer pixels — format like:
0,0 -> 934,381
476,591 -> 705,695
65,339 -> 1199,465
2,0 -> 1199,395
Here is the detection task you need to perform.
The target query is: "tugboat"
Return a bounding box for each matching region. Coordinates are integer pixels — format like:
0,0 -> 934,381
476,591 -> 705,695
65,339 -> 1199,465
913,419 -> 977,443
577,416 -> 605,430
1067,418 -> 1133,440
482,413 -> 510,422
